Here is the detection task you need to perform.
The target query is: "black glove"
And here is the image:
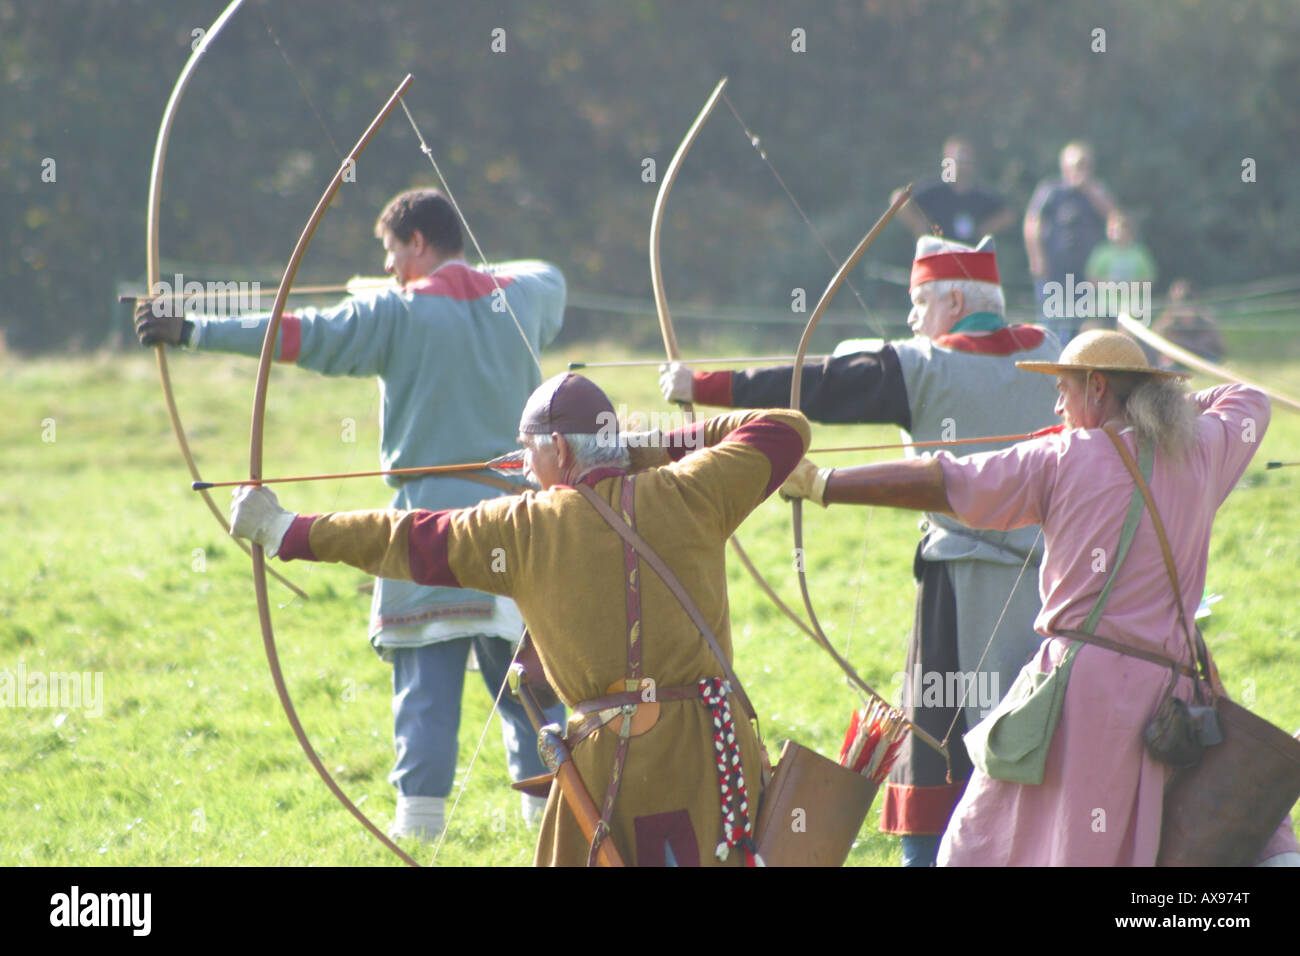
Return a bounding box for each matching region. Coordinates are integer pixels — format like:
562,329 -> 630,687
135,298 -> 193,347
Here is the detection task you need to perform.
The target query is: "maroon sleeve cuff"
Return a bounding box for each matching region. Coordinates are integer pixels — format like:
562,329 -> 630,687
406,510 -> 461,587
278,514 -> 318,561
661,421 -> 708,462
693,370 -> 734,407
278,314 -> 302,363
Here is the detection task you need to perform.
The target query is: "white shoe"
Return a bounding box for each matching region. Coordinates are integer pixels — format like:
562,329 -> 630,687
389,795 -> 446,843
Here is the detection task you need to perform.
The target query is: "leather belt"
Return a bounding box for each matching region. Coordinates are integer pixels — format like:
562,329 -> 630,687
566,682 -> 704,748
1056,629 -> 1199,680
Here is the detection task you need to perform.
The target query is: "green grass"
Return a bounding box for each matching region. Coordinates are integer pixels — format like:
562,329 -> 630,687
2,332 -> 1298,866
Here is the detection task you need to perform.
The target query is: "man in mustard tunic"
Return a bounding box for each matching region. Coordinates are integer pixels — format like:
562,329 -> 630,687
231,373 -> 811,866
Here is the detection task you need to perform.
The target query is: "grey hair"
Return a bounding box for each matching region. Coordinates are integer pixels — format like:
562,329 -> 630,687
531,433 -> 630,471
922,278 -> 1006,317
1080,371 -> 1198,458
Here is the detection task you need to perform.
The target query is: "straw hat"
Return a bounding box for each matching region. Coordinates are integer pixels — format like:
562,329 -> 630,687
1017,329 -> 1186,379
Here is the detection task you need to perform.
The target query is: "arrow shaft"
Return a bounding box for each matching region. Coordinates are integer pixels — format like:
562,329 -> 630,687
811,425 -> 1065,455
569,354 -> 830,370
195,458 -> 522,490
119,278 -> 393,305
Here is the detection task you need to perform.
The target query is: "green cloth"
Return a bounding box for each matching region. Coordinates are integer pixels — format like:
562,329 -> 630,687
948,311 -> 1006,333
1084,242 -> 1158,284
964,642 -> 1081,784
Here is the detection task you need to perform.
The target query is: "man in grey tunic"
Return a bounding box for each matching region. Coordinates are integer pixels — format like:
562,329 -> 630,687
659,235 -> 1060,866
138,189 -> 566,842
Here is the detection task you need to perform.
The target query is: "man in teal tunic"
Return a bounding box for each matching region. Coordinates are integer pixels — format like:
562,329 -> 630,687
137,188 -> 566,841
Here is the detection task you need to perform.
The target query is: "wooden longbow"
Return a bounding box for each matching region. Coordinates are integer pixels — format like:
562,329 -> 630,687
249,75 -> 421,867
145,0 -> 306,600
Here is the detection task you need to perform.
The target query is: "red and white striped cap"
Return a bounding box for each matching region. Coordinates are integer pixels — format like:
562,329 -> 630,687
910,235 -> 1000,288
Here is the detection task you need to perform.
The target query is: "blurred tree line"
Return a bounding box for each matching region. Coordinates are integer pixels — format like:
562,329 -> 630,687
4,0 -> 1298,352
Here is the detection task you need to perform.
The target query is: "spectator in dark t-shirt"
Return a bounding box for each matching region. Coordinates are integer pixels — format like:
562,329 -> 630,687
1024,141 -> 1118,343
895,136 -> 1015,243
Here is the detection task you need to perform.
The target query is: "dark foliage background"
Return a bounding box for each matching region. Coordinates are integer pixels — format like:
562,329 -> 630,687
4,0 -> 1298,351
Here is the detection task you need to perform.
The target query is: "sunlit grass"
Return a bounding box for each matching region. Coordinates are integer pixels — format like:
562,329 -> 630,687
2,332 -> 1296,866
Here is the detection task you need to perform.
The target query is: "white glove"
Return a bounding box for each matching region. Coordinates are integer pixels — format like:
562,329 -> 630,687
658,362 -> 694,404
778,458 -> 833,507
230,485 -> 296,558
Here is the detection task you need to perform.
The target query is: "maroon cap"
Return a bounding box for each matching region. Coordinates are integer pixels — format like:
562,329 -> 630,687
519,373 -> 617,435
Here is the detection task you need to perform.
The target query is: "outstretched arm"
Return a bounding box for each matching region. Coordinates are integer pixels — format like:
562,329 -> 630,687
229,485 -> 470,589
782,456 -> 952,514
661,349 -> 912,428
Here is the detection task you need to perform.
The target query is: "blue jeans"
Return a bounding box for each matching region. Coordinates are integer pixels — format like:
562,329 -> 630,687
389,636 -> 564,797
901,833 -> 940,868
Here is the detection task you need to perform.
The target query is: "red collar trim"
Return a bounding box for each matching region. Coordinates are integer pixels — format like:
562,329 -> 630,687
933,325 -> 1046,356
404,263 -> 516,301
577,467 -> 627,488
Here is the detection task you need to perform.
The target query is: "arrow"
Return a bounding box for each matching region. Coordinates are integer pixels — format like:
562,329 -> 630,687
810,424 -> 1066,455
193,452 -> 526,490
568,354 -> 832,370
119,275 -> 394,306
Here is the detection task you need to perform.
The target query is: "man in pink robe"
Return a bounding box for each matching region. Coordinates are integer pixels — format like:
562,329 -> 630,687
781,330 -> 1299,865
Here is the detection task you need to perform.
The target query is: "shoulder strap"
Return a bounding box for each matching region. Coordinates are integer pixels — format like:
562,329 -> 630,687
575,481 -> 760,725
1101,428 -> 1211,687
1081,437 -> 1153,634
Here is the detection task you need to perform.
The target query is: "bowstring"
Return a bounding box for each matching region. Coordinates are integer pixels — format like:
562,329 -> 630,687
250,12 -> 553,868
905,179 -> 1052,753
253,1 -> 345,162
720,89 -> 894,703
398,99 -> 545,379
253,6 -> 375,574
395,94 -> 553,864
840,507 -> 875,704
720,92 -> 889,342
940,527 -> 1043,751
428,637 -> 527,864
721,96 -> 1039,746
251,15 -> 454,868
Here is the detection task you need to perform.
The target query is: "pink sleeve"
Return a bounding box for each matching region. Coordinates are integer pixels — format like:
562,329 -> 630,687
1189,385 -> 1270,504
938,438 -> 1058,531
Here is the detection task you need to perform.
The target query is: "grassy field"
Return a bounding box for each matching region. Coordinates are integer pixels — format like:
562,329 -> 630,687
2,329 -> 1298,867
